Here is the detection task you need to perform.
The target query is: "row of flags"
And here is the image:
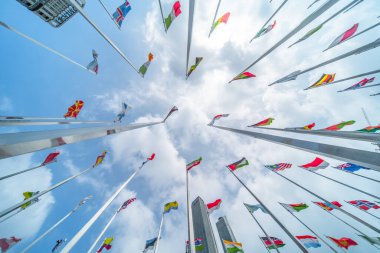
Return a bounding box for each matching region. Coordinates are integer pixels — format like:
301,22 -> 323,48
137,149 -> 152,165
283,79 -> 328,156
306,74 -> 377,92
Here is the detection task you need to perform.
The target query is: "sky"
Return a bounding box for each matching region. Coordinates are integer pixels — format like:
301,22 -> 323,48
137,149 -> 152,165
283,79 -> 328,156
0,0 -> 380,252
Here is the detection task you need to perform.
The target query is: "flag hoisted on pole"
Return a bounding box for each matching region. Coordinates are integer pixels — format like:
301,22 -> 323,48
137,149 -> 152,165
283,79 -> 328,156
154,214 -> 165,253
61,154 -> 155,253
186,0 -> 195,78
208,0 -> 222,38
331,166 -> 380,184
344,200 -> 380,221
96,0 -> 121,30
157,0 -> 167,32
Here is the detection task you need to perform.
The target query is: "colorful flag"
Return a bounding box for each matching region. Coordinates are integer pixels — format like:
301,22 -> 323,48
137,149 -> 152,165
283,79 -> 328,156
117,197 -> 136,213
326,236 -> 357,249
114,102 -> 131,122
139,53 -> 154,77
165,1 -> 181,31
223,240 -> 244,253
313,201 -> 342,211
113,1 -> 131,28
281,203 -> 309,212
325,23 -> 359,51
227,157 -> 249,171
211,12 -> 231,33
208,114 -> 229,126
0,237 -> 21,253
52,239 -> 66,252
207,199 -> 222,213
231,72 -> 256,82
264,163 -> 292,172
338,77 -> 376,92
248,118 -> 274,127
299,157 -> 329,171
358,235 -> 380,246
97,237 -> 114,252
195,238 -> 204,251
324,120 -> 355,131
87,49 -> 99,74
93,150 -> 107,168
285,123 -> 315,130
296,235 -> 321,248
186,157 -> 202,171
244,203 -> 268,214
64,100 -> 84,118
21,191 -> 40,209
305,73 -> 335,90
42,151 -> 60,165
187,57 -> 203,78
255,20 -> 276,38
143,238 -> 157,253
347,200 -> 380,211
334,163 -> 370,173
163,201 -> 179,213
261,237 -> 285,249
163,106 -> 178,122
357,125 -> 380,133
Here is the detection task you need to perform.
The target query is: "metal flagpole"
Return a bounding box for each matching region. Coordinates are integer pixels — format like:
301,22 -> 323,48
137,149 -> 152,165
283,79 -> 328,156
206,211 -> 219,252
270,38 -> 380,85
0,119 -> 112,126
208,0 -> 222,38
249,0 -> 288,43
66,0 -> 140,74
331,168 -> 380,183
338,83 -> 380,92
186,170 -> 196,253
0,209 -> 22,224
96,0 -> 121,30
0,21 -> 90,72
0,161 -> 56,181
278,203 -> 338,253
258,236 -> 271,253
307,0 -> 320,9
229,169 -> 309,252
211,125 -> 380,171
344,201 -> 380,221
21,196 -> 91,253
314,69 -> 380,87
343,0 -> 363,13
263,167 -> 380,233
157,0 -> 167,32
153,213 -> 165,253
228,0 -> 339,83
61,158 -> 152,253
86,212 -> 118,253
244,204 -> 280,253
186,0 -> 195,78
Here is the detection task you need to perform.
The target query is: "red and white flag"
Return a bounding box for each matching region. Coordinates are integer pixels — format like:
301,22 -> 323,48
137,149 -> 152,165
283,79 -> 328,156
325,23 -> 358,51
207,199 -> 222,213
299,157 -> 329,171
0,237 -> 21,253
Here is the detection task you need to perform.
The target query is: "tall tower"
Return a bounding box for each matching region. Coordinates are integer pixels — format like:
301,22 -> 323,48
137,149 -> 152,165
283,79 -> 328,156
216,216 -> 237,253
191,196 -> 218,253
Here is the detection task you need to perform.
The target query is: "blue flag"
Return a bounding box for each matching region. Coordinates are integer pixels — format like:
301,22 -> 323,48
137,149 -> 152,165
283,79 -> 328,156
143,238 -> 157,252
334,163 -> 370,173
113,1 -> 131,28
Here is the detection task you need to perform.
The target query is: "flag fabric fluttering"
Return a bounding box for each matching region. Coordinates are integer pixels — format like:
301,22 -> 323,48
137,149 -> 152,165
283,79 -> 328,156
0,237 -> 21,253
117,198 -> 136,213
163,106 -> 178,122
334,163 -> 370,173
223,240 -> 244,253
338,77 -> 375,92
187,57 -> 203,78
281,203 -> 309,212
64,100 -> 84,118
163,201 -> 179,213
255,20 -> 276,39
357,125 -> 380,133
326,236 -> 357,249
296,235 -> 321,248
244,203 -> 268,214
141,153 -> 156,167
93,150 -> 107,168
52,239 -> 66,253
186,157 -> 202,171
231,72 -> 256,82
248,118 -> 274,127
21,191 -> 40,209
207,199 -> 222,214
194,238 -> 204,251
114,102 -> 131,123
42,151 -> 60,165
358,235 -> 380,246
112,1 -> 131,28
143,238 -> 157,253
210,12 -> 231,34
264,163 -> 292,172
139,53 -> 154,77
305,73 -> 335,90
97,237 -> 114,252
208,114 -> 229,126
165,1 -> 182,31
261,237 -> 285,249
324,23 -> 359,51
227,157 -> 249,171
347,200 -> 380,211
87,50 -> 99,74
299,157 -> 329,171
289,24 -> 323,48
323,120 -> 355,131
313,201 -> 342,211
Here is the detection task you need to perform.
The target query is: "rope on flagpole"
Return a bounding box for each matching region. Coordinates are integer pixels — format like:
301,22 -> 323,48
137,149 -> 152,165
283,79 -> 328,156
208,0 -> 222,38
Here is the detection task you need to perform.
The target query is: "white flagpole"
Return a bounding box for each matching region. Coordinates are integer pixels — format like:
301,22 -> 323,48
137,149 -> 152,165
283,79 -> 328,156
0,161 -> 56,182
96,0 -> 121,30
208,0 -> 222,38
186,0 -> 195,78
153,213 -> 165,253
86,212 -> 118,253
157,0 -> 167,32
186,170 -> 196,253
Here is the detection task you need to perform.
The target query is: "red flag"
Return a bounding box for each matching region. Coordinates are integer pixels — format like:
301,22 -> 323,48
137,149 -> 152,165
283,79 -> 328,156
42,151 -> 60,165
327,236 -> 357,249
299,157 -> 329,171
64,100 -> 84,118
207,199 -> 222,213
148,153 -> 155,161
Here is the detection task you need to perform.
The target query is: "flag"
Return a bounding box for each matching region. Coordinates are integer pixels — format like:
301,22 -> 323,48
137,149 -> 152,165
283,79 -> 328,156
195,238 -> 204,251
93,150 -> 107,168
290,24 -> 323,47
42,151 -> 60,165
87,49 -> 99,74
141,153 -> 156,167
139,53 -> 154,77
0,237 -> 21,253
281,203 -> 309,212
211,12 -> 231,33
255,20 -> 276,38
78,195 -> 92,206
187,57 -> 203,78
358,235 -> 380,246
207,199 -> 222,213
261,237 -> 285,249
97,237 -> 114,252
64,100 -> 84,118
248,118 -> 274,127
231,72 -> 256,82
296,235 -> 321,248
338,77 -> 375,92
347,200 -> 380,211
313,201 -> 342,211
208,114 -> 229,126
285,123 -> 315,130
326,236 -> 357,249
299,157 -> 329,171
117,197 -> 136,213
227,157 -> 249,171
163,106 -> 178,122
163,201 -> 179,213
186,157 -> 202,171
325,23 -> 359,51
264,163 -> 292,172
112,1 -> 131,28
114,102 -> 131,122
165,1 -> 181,31
324,120 -> 355,131
334,163 -> 370,172
52,239 -> 66,253
21,191 -> 40,209
244,203 -> 268,214
357,125 -> 380,133
223,240 -> 244,253
305,73 -> 335,90
143,238 -> 157,253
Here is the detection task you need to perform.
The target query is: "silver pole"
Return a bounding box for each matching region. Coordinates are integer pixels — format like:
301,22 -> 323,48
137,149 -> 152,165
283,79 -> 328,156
153,213 -> 165,253
157,0 -> 167,32
331,167 -> 380,184
186,0 -> 195,78
314,69 -> 380,87
338,83 -> 380,92
96,0 -> 121,30
0,162 -> 54,181
186,171 -> 196,253
86,212 -> 118,253
0,119 -> 112,127
208,0 -> 222,38
344,201 -> 380,221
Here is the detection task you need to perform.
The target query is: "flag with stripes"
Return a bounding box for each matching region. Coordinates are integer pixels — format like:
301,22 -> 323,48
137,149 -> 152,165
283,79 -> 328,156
265,163 -> 292,172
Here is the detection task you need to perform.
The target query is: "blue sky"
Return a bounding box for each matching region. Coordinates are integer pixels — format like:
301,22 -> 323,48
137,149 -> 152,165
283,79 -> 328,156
1,0 -> 380,252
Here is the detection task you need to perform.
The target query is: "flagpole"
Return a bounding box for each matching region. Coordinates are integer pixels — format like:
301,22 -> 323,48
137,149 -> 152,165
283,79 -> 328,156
278,203 -> 338,253
153,213 -> 165,253
338,83 -> 380,92
344,201 -> 380,221
208,0 -> 221,38
0,119 -> 112,126
96,0 -> 121,30
307,0 -> 320,9
186,0 -> 195,78
0,161 -> 56,181
0,209 -> 22,224
258,236 -> 271,253
86,212 -> 118,253
343,0 -> 363,13
229,169 -> 309,252
263,167 -> 380,233
244,204 -> 280,253
206,212 -> 219,252
186,170 -> 196,253
316,69 -> 380,86
157,0 -> 167,32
